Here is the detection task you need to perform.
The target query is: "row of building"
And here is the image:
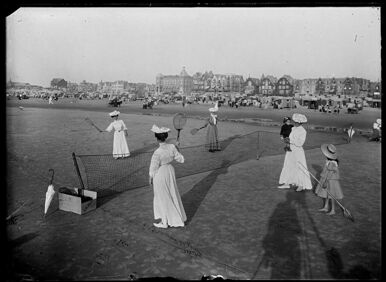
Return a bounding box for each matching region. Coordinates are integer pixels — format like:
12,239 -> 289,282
7,68 -> 381,100
155,67 -> 381,98
49,78 -> 156,98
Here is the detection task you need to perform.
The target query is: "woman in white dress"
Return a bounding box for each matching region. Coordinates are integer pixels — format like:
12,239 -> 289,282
104,110 -> 130,159
278,113 -> 312,192
149,124 -> 187,228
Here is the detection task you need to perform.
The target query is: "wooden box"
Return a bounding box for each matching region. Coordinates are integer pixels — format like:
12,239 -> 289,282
58,187 -> 97,215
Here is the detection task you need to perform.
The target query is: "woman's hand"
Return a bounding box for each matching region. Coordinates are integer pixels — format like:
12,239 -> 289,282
125,131 -> 128,137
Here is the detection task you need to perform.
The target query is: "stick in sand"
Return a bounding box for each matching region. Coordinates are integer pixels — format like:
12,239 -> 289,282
6,201 -> 29,221
297,161 -> 354,222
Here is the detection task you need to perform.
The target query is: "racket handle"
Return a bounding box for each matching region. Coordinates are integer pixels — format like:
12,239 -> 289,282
177,129 -> 181,141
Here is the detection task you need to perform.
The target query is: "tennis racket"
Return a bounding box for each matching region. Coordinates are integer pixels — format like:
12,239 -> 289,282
190,126 -> 206,135
173,113 -> 187,142
85,117 -> 103,132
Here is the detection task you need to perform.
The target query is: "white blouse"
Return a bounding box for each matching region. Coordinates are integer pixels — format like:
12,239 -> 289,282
289,125 -> 307,147
149,143 -> 184,178
106,120 -> 127,132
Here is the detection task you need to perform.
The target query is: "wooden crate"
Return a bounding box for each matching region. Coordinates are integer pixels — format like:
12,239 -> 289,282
58,188 -> 97,215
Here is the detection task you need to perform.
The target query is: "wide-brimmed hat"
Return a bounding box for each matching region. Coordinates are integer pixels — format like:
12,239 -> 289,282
376,118 -> 381,125
292,113 -> 307,123
109,110 -> 120,117
321,144 -> 338,160
151,124 -> 170,134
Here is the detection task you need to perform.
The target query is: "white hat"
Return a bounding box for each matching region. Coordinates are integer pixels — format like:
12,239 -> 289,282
209,102 -> 219,112
151,124 -> 170,134
376,119 -> 381,125
292,113 -> 307,123
109,110 -> 120,117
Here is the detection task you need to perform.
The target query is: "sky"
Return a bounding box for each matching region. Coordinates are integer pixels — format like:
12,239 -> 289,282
6,7 -> 381,87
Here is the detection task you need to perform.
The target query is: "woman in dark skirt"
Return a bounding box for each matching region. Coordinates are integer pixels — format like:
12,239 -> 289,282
203,102 -> 220,152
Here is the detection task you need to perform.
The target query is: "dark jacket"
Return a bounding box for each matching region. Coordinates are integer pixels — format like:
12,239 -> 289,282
280,124 -> 293,138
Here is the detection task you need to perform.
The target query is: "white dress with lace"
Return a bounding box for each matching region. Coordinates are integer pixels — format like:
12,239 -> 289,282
279,125 -> 312,190
149,143 -> 186,227
106,120 -> 130,158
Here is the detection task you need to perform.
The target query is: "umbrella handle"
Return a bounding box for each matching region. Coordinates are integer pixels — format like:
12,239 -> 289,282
49,168 -> 55,185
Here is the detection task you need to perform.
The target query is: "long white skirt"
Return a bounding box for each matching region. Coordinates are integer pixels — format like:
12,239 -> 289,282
153,164 -> 186,227
113,131 -> 130,158
279,145 -> 312,190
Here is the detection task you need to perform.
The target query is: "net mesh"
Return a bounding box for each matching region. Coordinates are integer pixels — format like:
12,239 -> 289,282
76,130 -> 348,197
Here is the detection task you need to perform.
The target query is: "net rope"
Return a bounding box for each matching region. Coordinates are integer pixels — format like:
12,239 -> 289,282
75,130 -> 348,198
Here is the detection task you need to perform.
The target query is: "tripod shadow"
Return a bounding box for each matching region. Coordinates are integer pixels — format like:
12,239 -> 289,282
259,191 -> 302,279
325,246 -> 374,279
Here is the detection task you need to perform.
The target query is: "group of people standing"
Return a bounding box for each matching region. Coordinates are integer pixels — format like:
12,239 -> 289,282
101,103 -> 220,229
278,113 -> 343,215
102,105 -> 347,229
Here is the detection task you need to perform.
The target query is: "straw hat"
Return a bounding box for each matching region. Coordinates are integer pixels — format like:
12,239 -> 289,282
292,113 -> 307,123
109,110 -> 120,117
321,144 -> 338,160
151,124 -> 170,134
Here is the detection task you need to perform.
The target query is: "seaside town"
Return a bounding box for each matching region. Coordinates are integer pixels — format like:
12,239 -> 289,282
6,7 -> 381,281
6,66 -> 382,112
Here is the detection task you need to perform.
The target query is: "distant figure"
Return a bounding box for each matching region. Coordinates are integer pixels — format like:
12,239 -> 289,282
347,124 -> 355,143
149,125 -> 186,228
280,117 -> 293,152
315,144 -> 343,216
369,119 -> 381,142
103,110 -> 130,159
48,96 -> 53,104
202,102 -> 220,152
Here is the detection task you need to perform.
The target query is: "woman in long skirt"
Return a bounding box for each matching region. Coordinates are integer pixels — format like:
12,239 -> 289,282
104,110 -> 130,159
149,124 -> 186,228
203,102 -> 220,152
278,113 -> 312,192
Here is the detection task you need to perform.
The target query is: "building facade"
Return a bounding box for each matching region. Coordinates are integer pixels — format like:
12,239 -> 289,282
276,75 -> 294,96
259,75 -> 277,95
51,78 -> 67,89
156,67 -> 194,95
244,77 -> 259,95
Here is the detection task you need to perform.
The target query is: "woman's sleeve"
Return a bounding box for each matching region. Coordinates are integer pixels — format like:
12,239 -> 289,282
121,120 -> 127,130
173,145 -> 184,163
149,152 -> 160,178
291,129 -> 306,147
106,122 -> 113,132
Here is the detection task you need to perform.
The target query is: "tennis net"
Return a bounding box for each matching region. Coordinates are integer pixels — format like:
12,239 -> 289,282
75,129 -> 348,197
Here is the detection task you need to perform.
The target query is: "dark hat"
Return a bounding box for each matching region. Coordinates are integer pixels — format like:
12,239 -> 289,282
283,117 -> 291,123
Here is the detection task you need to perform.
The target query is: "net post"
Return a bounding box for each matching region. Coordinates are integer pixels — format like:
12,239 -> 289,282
72,152 -> 85,197
256,131 -> 260,160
